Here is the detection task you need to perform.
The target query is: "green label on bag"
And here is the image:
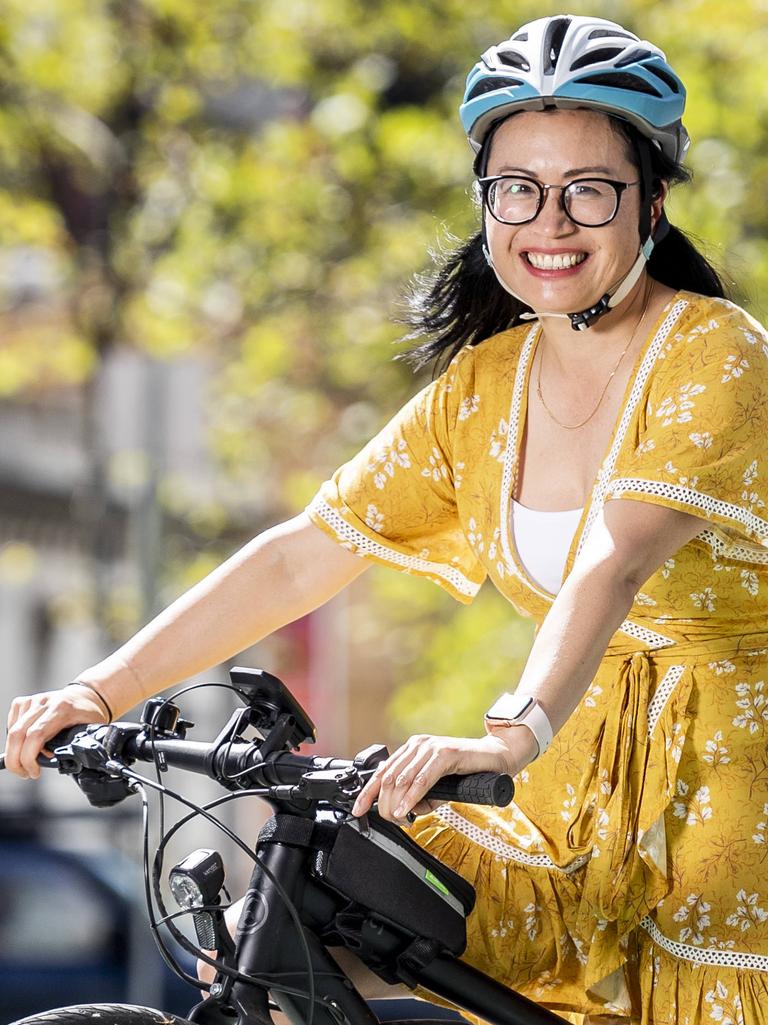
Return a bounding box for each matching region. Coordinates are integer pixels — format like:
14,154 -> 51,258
425,869 -> 451,897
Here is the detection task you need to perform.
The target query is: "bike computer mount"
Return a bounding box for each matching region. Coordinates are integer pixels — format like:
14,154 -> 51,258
225,666 -> 316,752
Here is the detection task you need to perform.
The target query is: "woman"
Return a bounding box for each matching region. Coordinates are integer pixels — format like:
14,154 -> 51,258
6,14 -> 768,1024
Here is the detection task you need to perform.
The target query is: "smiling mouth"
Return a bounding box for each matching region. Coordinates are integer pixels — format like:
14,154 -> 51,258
525,251 -> 588,270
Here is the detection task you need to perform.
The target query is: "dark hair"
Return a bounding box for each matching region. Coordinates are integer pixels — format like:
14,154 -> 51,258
402,114 -> 729,374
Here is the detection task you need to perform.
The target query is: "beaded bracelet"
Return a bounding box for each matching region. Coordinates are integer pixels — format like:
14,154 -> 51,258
67,680 -> 114,724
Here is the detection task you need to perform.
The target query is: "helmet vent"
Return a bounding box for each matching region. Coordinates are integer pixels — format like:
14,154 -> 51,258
615,48 -> 654,68
465,76 -> 524,102
570,47 -> 624,71
511,32 -> 528,42
645,64 -> 682,93
496,49 -> 530,72
588,28 -> 637,42
577,72 -> 661,97
543,17 -> 571,75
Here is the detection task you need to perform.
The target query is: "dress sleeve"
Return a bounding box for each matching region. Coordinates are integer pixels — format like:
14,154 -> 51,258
606,301 -> 768,548
306,353 -> 487,603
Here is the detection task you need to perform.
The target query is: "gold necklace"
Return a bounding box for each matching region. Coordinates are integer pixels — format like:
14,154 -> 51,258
536,285 -> 652,431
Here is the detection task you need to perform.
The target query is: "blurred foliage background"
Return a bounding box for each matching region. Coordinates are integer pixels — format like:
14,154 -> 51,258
1,0 -> 767,739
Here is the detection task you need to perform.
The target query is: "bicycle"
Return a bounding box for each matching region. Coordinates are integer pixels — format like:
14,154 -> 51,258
1,666 -> 567,1025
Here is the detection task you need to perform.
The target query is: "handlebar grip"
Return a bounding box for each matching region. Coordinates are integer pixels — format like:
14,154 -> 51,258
0,724 -> 88,773
425,771 -> 514,806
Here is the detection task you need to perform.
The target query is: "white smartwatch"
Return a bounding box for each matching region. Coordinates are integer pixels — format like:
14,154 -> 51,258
484,692 -> 553,758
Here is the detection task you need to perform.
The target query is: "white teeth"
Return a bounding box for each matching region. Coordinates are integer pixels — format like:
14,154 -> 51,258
526,252 -> 587,270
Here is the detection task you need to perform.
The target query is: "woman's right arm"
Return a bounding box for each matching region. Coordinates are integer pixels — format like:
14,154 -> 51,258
5,512 -> 369,778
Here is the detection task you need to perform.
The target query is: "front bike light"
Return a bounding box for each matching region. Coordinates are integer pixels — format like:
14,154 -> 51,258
169,848 -> 225,910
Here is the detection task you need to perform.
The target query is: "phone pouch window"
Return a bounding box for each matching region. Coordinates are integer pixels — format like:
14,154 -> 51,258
313,814 -> 475,956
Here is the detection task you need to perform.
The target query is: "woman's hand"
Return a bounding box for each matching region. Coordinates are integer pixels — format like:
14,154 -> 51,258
5,688 -> 110,780
351,727 -> 538,822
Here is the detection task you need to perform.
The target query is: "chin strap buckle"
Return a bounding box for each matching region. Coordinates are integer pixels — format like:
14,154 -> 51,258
568,293 -> 611,331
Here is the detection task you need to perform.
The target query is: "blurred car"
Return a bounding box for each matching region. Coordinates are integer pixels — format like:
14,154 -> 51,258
0,829 -> 196,1023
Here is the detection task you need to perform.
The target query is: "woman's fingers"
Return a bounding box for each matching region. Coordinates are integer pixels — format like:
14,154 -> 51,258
5,696 -> 50,779
376,743 -> 435,821
390,750 -> 449,819
351,732 -> 528,823
4,689 -> 106,779
352,736 -> 458,821
352,736 -> 427,818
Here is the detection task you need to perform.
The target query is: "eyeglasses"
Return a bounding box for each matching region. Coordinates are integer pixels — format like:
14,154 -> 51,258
476,175 -> 641,228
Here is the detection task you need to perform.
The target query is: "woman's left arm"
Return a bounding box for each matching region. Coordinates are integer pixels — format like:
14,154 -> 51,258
354,498 -> 707,821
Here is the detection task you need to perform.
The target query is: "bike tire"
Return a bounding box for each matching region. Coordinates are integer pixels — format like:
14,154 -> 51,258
9,1005 -> 195,1025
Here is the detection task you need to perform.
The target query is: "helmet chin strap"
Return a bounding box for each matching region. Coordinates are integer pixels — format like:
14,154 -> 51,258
482,233 -> 656,331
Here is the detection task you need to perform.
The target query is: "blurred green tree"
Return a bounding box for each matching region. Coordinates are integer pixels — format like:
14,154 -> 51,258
1,0 -> 766,735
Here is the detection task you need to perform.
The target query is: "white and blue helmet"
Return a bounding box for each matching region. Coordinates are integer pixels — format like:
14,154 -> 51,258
461,14 -> 689,164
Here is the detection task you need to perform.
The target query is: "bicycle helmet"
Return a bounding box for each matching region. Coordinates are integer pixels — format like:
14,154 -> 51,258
461,14 -> 689,164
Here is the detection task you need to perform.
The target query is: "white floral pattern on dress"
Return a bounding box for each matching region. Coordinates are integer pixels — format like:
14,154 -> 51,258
708,659 -> 736,675
673,892 -> 712,945
560,783 -> 577,822
533,970 -> 562,996
584,683 -> 603,709
752,803 -> 768,845
656,382 -> 707,426
725,890 -> 768,932
741,569 -> 759,596
673,780 -> 713,825
690,431 -> 714,449
458,394 -> 480,421
367,440 -> 411,490
365,504 -> 384,532
524,901 -> 541,941
733,681 -> 768,734
467,518 -> 484,554
705,981 -> 744,1025
420,447 -> 449,483
666,721 -> 686,763
691,587 -> 717,612
489,418 -> 508,463
703,731 -> 730,767
722,355 -> 750,383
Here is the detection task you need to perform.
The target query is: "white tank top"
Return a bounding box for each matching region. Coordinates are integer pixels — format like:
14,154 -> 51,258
511,500 -> 583,595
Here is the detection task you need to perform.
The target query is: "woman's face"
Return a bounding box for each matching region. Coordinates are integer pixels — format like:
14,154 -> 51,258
484,109 -> 654,315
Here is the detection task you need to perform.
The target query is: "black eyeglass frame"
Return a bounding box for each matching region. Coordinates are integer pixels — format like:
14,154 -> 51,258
476,175 -> 642,228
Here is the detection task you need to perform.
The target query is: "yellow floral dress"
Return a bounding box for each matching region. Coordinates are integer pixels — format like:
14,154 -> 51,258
306,291 -> 768,1025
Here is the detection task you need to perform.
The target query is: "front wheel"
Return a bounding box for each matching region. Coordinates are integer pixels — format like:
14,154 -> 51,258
10,1005 -> 195,1025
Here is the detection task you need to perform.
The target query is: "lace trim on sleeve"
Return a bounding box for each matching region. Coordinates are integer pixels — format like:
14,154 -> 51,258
696,528 -> 768,565
308,496 -> 482,599
607,478 -> 768,542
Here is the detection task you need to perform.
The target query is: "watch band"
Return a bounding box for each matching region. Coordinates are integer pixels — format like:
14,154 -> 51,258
484,692 -> 553,757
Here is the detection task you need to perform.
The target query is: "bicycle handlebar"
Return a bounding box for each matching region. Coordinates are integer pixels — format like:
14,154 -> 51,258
0,720 -> 514,809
